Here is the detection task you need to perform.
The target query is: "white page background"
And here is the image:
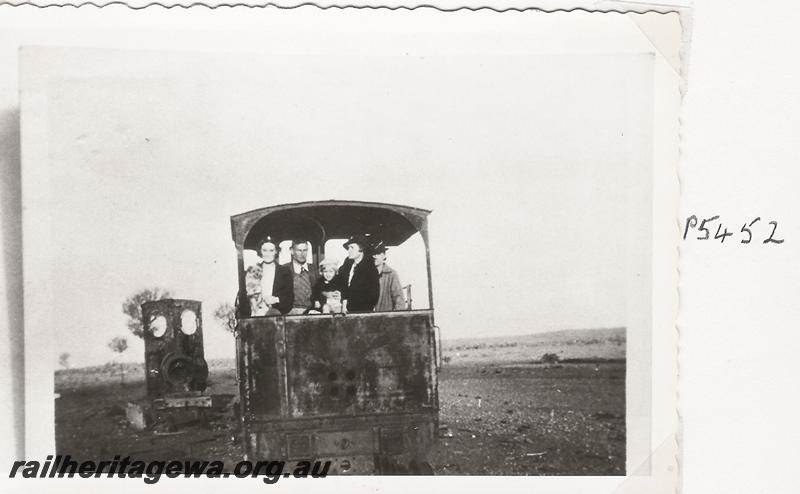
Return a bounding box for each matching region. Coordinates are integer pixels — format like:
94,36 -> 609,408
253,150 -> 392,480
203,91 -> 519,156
679,2 -> 800,494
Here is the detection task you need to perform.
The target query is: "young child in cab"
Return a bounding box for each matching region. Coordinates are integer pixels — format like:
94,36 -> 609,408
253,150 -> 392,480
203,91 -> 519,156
312,258 -> 345,314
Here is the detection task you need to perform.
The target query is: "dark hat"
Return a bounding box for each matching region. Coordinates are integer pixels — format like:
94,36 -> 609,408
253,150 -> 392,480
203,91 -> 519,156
258,236 -> 279,248
343,234 -> 371,250
371,240 -> 388,254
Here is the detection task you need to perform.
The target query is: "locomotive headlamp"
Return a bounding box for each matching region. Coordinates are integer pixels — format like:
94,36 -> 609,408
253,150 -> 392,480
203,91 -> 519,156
150,315 -> 167,338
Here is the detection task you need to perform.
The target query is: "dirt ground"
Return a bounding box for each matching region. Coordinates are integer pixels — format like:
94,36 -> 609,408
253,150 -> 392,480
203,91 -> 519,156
431,361 -> 625,475
55,359 -> 624,475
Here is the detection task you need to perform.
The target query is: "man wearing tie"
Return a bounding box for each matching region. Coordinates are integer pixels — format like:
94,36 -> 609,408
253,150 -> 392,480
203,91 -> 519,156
287,239 -> 318,315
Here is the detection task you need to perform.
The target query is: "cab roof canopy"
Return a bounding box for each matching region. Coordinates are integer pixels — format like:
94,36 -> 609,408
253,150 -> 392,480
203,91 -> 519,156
231,200 -> 431,251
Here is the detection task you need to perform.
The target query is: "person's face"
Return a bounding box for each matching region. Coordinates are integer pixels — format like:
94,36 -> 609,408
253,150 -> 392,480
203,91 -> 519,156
260,242 -> 277,263
291,243 -> 309,264
373,252 -> 386,267
322,266 -> 336,281
347,244 -> 363,260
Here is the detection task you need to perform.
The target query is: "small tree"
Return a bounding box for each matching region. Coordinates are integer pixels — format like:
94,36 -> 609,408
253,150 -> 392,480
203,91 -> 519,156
213,302 -> 237,336
58,352 -> 70,370
541,352 -> 561,365
122,287 -> 172,339
108,337 -> 129,383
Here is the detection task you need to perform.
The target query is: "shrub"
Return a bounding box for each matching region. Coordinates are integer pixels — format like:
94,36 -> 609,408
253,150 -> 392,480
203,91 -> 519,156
540,352 -> 561,364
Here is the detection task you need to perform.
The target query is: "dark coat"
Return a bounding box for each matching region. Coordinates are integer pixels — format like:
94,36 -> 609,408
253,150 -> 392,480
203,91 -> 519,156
238,262 -> 293,316
312,277 -> 344,309
271,263 -> 295,314
337,256 -> 380,312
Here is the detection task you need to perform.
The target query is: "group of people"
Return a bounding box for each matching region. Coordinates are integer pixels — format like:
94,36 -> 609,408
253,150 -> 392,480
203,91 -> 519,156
243,234 -> 406,317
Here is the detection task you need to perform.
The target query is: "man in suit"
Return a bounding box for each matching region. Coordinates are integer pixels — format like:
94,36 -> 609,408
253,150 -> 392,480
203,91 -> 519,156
287,239 -> 318,315
338,234 -> 380,313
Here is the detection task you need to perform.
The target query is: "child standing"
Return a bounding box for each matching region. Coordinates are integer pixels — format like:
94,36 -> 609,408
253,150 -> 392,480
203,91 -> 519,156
312,258 -> 345,314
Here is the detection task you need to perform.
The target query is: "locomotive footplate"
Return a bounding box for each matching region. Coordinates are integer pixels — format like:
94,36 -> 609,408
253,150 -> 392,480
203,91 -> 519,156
126,393 -> 215,432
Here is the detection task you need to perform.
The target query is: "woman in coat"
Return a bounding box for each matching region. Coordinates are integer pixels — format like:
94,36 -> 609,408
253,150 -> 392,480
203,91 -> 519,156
337,234 -> 380,313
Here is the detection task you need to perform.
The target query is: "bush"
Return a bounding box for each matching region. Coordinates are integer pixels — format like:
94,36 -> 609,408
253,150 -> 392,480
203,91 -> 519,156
540,352 -> 561,364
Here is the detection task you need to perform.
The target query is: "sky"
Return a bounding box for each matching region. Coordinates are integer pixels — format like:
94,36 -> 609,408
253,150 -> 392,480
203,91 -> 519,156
20,20 -> 655,367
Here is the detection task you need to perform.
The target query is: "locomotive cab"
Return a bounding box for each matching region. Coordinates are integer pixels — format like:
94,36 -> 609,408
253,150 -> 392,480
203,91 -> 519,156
230,200 -> 439,474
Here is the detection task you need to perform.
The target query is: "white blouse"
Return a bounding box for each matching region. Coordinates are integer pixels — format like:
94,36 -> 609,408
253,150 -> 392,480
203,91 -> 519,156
259,261 -> 276,298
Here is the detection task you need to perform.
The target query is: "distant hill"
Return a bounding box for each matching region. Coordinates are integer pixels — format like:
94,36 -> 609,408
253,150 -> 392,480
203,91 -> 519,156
440,327 -> 625,365
442,327 -> 624,348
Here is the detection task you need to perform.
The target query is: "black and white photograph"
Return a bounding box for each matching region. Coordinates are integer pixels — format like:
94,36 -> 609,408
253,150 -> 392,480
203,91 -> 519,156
2,4 -> 684,492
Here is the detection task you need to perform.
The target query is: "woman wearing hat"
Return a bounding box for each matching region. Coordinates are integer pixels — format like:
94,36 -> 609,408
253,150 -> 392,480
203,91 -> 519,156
372,241 -> 406,312
336,234 -> 380,312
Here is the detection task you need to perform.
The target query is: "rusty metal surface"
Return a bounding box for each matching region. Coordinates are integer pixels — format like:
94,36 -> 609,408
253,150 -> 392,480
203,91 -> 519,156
284,312 -> 436,417
315,430 -> 374,456
237,310 -> 439,467
153,395 -> 212,409
238,319 -> 281,417
246,411 -> 437,433
246,418 -> 436,468
237,311 -> 436,418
